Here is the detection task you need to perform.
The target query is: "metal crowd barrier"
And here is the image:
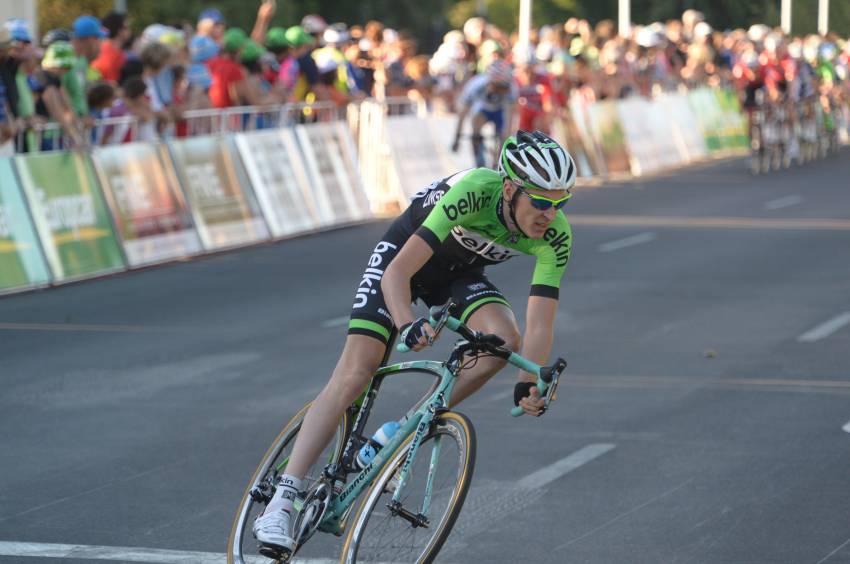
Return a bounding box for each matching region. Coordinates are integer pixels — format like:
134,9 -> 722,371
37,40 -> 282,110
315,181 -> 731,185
15,101 -> 348,153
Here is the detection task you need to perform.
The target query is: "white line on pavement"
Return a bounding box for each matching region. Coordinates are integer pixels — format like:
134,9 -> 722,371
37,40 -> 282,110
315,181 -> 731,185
843,420 -> 850,433
0,541 -> 338,563
517,443 -> 616,489
321,315 -> 350,328
797,312 -> 850,342
764,195 -> 803,210
0,447 -> 618,563
597,232 -> 656,253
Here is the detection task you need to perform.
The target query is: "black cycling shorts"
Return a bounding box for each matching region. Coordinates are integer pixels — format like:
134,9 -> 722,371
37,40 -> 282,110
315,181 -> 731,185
347,233 -> 510,345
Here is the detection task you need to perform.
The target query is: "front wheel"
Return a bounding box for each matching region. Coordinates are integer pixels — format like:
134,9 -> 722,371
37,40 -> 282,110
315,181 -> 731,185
227,401 -> 350,564
340,411 -> 476,564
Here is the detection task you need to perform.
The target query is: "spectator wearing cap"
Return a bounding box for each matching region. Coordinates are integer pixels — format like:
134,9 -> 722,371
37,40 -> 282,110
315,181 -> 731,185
4,19 -> 42,152
238,40 -> 276,106
0,28 -> 15,151
281,25 -> 318,103
207,28 -> 248,108
197,9 -> 226,42
279,27 -> 312,88
92,11 -> 131,82
65,15 -> 106,120
300,14 -> 327,42
313,28 -> 351,97
33,41 -> 84,148
185,35 -> 217,109
313,49 -> 348,107
263,27 -> 290,91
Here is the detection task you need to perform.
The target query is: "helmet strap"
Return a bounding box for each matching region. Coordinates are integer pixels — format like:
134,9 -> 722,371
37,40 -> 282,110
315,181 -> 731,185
504,186 -> 530,239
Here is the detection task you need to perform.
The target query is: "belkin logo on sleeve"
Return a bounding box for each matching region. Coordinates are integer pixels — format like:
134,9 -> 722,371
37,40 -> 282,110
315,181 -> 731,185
441,191 -> 492,220
353,241 -> 398,308
543,228 -> 571,267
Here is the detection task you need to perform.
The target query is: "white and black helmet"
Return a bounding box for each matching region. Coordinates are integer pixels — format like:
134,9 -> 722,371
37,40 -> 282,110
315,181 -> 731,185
499,130 -> 577,192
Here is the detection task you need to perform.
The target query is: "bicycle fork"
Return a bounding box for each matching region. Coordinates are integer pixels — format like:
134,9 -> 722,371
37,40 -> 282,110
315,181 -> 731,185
388,403 -> 445,528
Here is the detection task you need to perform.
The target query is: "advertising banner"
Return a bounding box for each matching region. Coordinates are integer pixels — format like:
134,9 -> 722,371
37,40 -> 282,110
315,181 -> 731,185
586,100 -> 631,174
656,92 -> 708,163
295,122 -> 372,224
688,88 -> 725,152
0,158 -> 51,293
714,89 -> 749,151
15,151 -> 125,282
384,115 -> 462,203
167,136 -> 270,250
356,100 -> 405,214
551,111 -> 597,178
92,143 -> 202,266
616,97 -> 666,175
234,129 -> 321,237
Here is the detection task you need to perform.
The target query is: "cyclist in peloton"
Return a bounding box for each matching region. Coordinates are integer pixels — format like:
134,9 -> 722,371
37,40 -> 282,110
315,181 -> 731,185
253,130 -> 577,554
451,59 -> 518,167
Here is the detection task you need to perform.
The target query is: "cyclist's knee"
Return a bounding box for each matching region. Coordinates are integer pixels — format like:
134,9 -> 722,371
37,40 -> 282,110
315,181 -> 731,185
500,328 -> 522,353
325,363 -> 374,405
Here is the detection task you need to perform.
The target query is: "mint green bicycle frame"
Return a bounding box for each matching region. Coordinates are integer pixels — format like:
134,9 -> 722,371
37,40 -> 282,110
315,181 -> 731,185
313,313 -> 550,536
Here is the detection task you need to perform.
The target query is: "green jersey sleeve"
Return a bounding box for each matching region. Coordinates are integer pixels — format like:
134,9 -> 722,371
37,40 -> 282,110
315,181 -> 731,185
523,214 -> 572,299
419,169 -> 501,246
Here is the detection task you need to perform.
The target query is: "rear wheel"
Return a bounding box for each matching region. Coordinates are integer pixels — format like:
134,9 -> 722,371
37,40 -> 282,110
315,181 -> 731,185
339,411 -> 476,564
227,401 -> 350,564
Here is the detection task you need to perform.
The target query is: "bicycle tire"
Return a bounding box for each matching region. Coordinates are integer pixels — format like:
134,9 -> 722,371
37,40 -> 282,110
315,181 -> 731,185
227,401 -> 351,564
339,411 -> 476,564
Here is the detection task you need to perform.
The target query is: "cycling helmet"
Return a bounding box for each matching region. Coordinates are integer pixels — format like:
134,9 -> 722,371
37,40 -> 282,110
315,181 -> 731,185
499,130 -> 577,191
486,59 -> 513,85
41,28 -> 71,47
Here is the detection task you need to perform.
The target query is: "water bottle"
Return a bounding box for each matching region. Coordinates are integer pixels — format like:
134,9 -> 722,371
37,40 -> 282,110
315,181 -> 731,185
355,421 -> 401,469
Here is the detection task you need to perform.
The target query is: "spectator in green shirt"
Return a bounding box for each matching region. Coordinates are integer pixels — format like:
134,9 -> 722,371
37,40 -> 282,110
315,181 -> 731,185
66,15 -> 105,119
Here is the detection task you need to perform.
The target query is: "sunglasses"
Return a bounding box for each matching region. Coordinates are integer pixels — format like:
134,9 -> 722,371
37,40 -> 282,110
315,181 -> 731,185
515,184 -> 571,210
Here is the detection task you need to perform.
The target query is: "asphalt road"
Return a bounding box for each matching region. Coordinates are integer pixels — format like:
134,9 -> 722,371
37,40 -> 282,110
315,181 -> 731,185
1,153 -> 850,564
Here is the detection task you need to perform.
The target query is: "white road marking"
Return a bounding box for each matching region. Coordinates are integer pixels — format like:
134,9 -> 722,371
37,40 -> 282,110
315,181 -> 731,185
0,541 -> 339,563
797,312 -> 850,342
764,195 -> 803,210
816,536 -> 850,564
321,315 -> 350,328
597,232 -> 656,253
843,420 -> 850,433
0,448 -> 616,563
517,443 -> 616,489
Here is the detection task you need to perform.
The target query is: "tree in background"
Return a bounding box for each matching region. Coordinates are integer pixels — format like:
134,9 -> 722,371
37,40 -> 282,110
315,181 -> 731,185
39,0 -> 113,34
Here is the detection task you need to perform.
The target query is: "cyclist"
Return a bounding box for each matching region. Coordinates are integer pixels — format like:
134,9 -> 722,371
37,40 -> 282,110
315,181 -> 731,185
253,130 -> 577,554
451,59 -> 518,167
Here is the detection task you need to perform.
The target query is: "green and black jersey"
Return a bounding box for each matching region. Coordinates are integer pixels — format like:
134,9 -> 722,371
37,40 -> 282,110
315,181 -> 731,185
347,167 -> 572,344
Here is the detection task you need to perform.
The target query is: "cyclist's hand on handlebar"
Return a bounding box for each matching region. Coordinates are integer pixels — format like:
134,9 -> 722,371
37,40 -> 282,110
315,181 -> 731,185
400,318 -> 436,351
515,381 -> 546,417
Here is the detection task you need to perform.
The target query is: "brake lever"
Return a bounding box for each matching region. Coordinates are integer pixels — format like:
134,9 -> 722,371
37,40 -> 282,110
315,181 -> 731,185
427,301 -> 455,345
542,358 -> 567,409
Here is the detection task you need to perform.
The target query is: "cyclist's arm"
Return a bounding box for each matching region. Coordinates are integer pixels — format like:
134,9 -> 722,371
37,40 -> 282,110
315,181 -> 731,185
519,295 -> 558,383
381,234 -> 434,343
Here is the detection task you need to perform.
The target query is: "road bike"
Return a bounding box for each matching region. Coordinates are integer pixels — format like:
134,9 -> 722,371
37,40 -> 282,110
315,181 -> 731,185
227,300 -> 567,563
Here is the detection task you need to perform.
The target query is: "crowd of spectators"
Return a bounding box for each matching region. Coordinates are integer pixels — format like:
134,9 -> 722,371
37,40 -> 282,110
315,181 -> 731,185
0,3 -> 848,154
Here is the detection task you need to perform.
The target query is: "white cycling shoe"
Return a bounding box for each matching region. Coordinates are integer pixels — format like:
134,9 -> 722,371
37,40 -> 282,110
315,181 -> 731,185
253,509 -> 295,555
